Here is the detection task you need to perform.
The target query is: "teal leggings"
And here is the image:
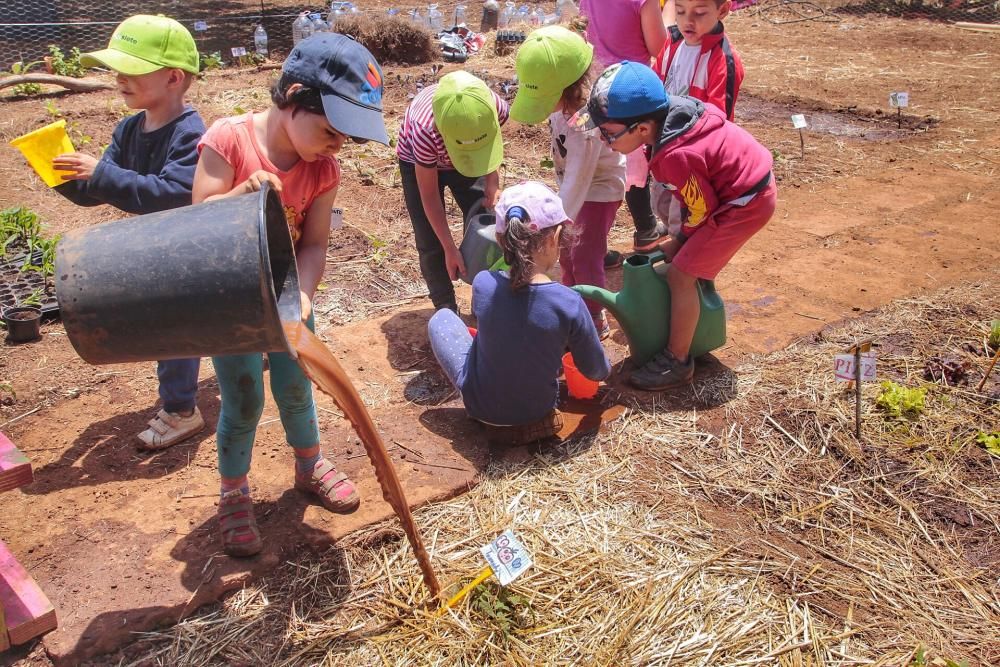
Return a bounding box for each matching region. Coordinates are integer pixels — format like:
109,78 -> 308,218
212,315 -> 318,478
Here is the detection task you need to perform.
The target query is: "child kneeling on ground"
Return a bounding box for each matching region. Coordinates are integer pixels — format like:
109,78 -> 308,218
427,181 -> 611,446
575,61 -> 776,391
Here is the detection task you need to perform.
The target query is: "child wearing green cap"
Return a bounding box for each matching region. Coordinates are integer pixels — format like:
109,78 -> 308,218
51,14 -> 207,451
511,25 -> 626,339
396,71 -> 509,314
192,33 -> 389,558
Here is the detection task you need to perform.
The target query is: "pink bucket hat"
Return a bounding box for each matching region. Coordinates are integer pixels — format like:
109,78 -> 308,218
494,181 -> 569,234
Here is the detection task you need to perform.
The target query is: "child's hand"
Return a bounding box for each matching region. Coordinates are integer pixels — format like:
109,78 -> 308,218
242,170 -> 283,194
484,171 -> 501,209
299,291 -> 312,322
52,152 -> 99,181
444,244 -> 467,281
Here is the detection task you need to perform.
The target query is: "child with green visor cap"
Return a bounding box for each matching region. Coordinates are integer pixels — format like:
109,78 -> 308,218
396,70 -> 508,314
511,26 -> 626,339
52,14 -> 208,451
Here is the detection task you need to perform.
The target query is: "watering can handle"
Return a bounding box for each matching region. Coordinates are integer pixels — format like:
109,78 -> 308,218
646,250 -> 668,266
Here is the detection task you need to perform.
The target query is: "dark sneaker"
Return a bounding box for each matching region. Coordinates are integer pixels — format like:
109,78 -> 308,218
604,250 -> 624,269
629,350 -> 694,391
633,221 -> 670,253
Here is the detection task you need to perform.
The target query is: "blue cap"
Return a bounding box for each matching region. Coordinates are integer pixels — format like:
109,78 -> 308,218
570,61 -> 669,130
282,33 -> 389,145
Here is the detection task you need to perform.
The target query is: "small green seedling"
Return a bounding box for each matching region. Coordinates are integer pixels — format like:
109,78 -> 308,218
976,432 -> 1000,457
540,156 -> 554,169
988,320 -> 1000,350
875,381 -> 927,418
470,583 -> 534,639
19,288 -> 44,308
200,51 -> 223,72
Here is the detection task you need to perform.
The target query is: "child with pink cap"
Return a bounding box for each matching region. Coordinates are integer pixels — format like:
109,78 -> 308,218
427,181 -> 610,446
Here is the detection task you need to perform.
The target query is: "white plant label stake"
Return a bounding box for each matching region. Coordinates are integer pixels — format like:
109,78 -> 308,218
839,340 -> 874,439
889,92 -> 908,128
231,46 -> 247,58
194,21 -> 208,32
330,207 -> 344,230
791,114 -> 807,157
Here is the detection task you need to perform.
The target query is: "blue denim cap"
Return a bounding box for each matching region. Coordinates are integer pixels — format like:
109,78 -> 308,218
570,61 -> 669,130
282,33 -> 389,145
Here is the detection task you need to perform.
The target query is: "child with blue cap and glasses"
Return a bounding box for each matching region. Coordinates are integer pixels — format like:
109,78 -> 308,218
427,181 -> 611,446
192,33 -> 388,557
574,61 -> 776,391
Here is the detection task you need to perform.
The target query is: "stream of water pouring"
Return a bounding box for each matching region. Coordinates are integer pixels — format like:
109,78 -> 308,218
283,321 -> 441,598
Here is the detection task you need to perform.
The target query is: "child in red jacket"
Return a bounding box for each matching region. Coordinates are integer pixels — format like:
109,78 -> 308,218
574,61 -> 775,391
658,0 -> 744,120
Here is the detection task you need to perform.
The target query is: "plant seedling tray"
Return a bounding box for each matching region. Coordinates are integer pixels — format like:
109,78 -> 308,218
0,251 -> 59,319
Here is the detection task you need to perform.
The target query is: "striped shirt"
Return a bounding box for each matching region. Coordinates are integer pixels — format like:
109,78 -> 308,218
396,83 -> 510,171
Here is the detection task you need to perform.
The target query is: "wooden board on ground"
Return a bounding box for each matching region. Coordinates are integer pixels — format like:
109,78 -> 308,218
0,539 -> 57,645
0,432 -> 33,494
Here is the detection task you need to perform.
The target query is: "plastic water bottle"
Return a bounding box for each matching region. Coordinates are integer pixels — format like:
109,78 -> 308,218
499,1 -> 515,27
409,7 -> 424,25
328,2 -> 345,25
531,7 -> 545,26
347,2 -> 361,14
311,13 -> 329,32
515,5 -> 531,25
454,3 -> 467,26
481,0 -> 499,30
387,7 -> 399,17
253,24 -> 269,56
555,0 -> 578,22
427,3 -> 443,31
292,12 -> 313,44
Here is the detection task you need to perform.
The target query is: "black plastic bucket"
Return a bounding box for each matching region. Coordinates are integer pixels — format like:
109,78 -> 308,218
56,183 -> 301,364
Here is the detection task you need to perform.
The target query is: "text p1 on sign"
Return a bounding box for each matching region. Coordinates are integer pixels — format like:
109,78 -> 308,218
481,529 -> 532,586
834,352 -> 876,382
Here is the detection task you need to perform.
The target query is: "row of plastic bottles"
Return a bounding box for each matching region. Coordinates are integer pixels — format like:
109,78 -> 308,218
290,3 -> 361,45
497,0 -> 578,28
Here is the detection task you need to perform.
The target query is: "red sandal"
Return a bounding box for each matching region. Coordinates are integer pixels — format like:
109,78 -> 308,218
218,488 -> 263,558
295,458 -> 360,513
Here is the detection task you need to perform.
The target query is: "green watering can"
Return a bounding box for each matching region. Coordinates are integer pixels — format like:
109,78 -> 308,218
572,252 -> 726,366
459,209 -> 509,285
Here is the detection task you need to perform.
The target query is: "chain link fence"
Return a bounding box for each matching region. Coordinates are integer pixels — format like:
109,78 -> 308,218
2,0 -> 996,72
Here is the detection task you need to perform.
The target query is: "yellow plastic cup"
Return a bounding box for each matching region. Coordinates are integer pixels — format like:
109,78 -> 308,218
9,119 -> 75,187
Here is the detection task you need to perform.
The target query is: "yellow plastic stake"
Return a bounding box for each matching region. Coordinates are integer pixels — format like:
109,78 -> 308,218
9,119 -> 75,187
437,565 -> 494,616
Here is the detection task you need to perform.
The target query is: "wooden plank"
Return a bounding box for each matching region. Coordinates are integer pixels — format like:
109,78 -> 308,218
0,539 -> 56,645
0,431 -> 33,493
953,21 -> 1000,32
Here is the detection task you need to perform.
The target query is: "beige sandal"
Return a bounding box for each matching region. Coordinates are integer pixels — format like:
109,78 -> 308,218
137,407 -> 205,450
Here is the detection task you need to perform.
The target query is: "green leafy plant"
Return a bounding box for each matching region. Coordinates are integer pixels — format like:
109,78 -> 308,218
44,99 -> 62,117
988,319 -> 1000,350
8,60 -> 43,96
976,431 -> 1000,457
46,45 -> 85,78
909,646 -> 971,667
540,156 -> 554,169
875,381 -> 927,418
19,287 -> 44,307
199,51 -> 223,72
0,207 -> 59,279
470,583 -> 534,639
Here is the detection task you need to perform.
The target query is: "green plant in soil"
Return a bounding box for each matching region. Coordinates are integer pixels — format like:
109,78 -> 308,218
470,582 -> 534,639
19,287 -> 44,307
46,45 -> 86,78
975,431 -> 1000,457
875,380 -> 927,419
7,59 -> 43,96
0,207 -> 59,279
199,51 -> 223,72
988,319 -> 1000,350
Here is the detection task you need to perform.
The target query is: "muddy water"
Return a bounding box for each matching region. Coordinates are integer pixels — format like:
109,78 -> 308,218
284,321 -> 441,598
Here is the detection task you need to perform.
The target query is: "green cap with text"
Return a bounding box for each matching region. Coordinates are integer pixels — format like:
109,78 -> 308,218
511,26 -> 593,125
432,71 -> 503,178
81,15 -> 199,76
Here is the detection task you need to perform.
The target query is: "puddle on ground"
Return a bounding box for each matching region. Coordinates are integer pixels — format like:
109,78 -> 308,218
737,96 -> 936,141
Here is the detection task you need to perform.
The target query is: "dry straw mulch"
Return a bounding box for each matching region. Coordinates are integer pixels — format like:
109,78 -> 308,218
332,16 -> 438,66
127,281 -> 998,666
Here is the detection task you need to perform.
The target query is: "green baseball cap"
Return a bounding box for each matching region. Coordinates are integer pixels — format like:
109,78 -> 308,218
432,71 -> 503,178
81,15 -> 199,76
511,26 -> 593,125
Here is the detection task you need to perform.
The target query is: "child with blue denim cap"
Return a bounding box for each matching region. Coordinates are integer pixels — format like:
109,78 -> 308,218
427,181 -> 611,446
192,34 -> 388,557
52,15 -> 207,450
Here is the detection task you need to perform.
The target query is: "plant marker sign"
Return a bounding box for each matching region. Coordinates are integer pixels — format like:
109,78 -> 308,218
193,21 -> 208,32
231,46 -> 247,58
834,351 -> 876,382
791,114 -> 807,157
330,207 -> 344,230
889,92 -> 908,128
440,529 -> 533,613
481,529 -> 532,586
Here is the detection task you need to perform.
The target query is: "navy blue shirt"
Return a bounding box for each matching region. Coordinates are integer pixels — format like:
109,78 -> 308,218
55,107 -> 205,215
461,271 -> 611,426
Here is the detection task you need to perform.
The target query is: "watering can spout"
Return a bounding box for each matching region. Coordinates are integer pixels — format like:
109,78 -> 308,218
572,284 -> 619,316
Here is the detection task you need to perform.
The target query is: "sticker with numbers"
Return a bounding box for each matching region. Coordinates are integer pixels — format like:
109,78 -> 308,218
481,529 -> 532,586
834,352 -> 876,382
791,114 -> 807,129
889,92 -> 909,108
330,207 -> 344,230
231,46 -> 247,57
193,21 -> 208,32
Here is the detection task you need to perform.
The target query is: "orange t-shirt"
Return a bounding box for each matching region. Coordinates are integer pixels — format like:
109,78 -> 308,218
198,112 -> 340,243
